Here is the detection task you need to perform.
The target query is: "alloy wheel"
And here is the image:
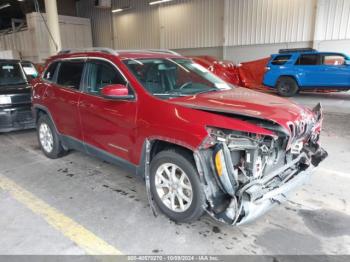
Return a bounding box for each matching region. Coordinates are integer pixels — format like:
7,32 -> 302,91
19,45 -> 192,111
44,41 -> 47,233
39,123 -> 54,153
155,163 -> 193,212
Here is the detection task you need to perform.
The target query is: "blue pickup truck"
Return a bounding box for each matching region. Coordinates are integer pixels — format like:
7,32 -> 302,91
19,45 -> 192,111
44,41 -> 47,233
263,48 -> 350,96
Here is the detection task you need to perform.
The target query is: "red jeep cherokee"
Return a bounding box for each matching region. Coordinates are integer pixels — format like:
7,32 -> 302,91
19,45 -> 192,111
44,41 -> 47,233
32,48 -> 327,226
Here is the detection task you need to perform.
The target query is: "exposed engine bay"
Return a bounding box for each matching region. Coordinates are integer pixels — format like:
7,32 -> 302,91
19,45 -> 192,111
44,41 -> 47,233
194,103 -> 328,225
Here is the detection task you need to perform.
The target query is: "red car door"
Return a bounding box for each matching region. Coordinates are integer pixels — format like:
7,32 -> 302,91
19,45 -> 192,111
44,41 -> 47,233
78,59 -> 138,162
43,60 -> 84,140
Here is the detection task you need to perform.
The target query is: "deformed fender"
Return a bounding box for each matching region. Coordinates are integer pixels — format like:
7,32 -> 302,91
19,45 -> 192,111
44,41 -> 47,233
140,137 -> 197,218
142,139 -> 158,217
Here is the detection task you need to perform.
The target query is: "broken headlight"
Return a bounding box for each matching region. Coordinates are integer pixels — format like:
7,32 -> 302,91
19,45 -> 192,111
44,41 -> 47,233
205,127 -> 277,192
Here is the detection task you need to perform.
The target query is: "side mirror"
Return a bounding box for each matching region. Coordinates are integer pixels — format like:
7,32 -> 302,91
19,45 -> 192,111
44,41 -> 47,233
101,84 -> 134,100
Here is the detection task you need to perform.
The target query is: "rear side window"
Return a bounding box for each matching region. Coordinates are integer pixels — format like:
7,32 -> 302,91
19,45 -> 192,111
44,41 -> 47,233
57,61 -> 84,90
271,55 -> 291,65
296,54 -> 319,65
43,62 -> 59,81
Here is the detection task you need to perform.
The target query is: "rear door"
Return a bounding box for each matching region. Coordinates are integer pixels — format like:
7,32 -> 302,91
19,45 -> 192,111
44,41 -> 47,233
78,58 -> 137,162
43,59 -> 84,140
293,53 -> 322,87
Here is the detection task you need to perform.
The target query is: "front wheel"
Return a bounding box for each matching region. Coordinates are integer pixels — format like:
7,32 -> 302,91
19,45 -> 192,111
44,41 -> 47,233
150,149 -> 206,223
37,114 -> 67,159
276,76 -> 299,97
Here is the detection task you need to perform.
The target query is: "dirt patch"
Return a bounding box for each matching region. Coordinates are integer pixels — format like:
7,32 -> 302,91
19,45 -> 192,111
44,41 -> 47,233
212,226 -> 221,234
298,209 -> 350,237
255,228 -> 321,254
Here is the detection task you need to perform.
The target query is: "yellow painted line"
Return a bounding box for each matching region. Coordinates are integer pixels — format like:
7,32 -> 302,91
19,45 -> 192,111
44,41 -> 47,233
0,174 -> 122,255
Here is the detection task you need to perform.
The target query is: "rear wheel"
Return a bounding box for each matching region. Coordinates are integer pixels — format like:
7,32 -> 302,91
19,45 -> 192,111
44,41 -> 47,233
37,114 -> 67,159
276,76 -> 299,97
150,149 -> 205,223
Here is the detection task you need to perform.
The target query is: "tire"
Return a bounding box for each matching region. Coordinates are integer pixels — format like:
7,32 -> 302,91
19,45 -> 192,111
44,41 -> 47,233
37,114 -> 67,159
276,76 -> 299,97
150,149 -> 206,223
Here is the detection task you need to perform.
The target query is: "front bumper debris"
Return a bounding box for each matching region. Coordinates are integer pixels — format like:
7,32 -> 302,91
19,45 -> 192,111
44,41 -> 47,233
195,142 -> 327,226
234,150 -> 324,225
194,103 -> 328,226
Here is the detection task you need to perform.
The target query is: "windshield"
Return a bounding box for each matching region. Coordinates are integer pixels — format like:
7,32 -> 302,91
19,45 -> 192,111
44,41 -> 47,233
123,58 -> 232,98
0,62 -> 26,86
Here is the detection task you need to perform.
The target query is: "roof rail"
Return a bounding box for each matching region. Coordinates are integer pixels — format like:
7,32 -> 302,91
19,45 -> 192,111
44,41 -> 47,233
279,48 -> 317,54
58,47 -> 119,56
115,49 -> 181,56
147,49 -> 181,56
58,48 -> 182,57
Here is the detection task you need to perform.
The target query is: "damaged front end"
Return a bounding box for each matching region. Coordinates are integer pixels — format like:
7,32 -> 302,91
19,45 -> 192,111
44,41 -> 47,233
194,104 -> 328,225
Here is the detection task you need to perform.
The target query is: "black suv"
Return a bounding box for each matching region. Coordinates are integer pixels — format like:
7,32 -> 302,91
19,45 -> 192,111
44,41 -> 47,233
0,59 -> 38,132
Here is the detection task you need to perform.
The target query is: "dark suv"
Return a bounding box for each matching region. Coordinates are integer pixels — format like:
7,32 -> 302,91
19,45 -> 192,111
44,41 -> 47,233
0,59 -> 38,132
32,48 -> 327,226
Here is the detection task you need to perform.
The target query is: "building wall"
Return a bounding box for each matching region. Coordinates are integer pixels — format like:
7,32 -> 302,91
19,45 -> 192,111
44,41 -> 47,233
76,0 -> 113,47
112,0 -> 160,49
224,0 -> 317,46
223,0 -> 317,62
76,0 -> 350,62
174,46 -> 223,59
0,29 -> 36,61
28,12 -> 93,62
0,12 -> 93,62
224,42 -> 313,64
158,0 -> 224,49
110,0 -> 223,49
313,0 -> 350,54
314,0 -> 350,41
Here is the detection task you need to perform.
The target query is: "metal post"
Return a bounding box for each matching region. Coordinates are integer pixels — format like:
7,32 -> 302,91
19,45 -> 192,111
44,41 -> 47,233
44,0 -> 61,55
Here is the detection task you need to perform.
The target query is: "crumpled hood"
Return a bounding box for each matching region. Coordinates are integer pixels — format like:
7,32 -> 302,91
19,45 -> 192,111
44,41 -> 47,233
170,87 -> 314,132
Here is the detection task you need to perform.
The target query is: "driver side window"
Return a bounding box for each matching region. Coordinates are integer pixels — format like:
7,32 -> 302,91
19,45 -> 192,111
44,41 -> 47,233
85,60 -> 126,95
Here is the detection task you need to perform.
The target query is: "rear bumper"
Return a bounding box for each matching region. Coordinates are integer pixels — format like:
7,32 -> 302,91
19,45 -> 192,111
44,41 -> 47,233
0,106 -> 35,132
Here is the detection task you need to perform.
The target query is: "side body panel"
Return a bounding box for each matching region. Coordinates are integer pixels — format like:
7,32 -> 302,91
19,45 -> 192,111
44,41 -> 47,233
263,53 -> 300,87
316,64 -> 350,87
79,92 -> 138,161
42,83 -> 82,140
